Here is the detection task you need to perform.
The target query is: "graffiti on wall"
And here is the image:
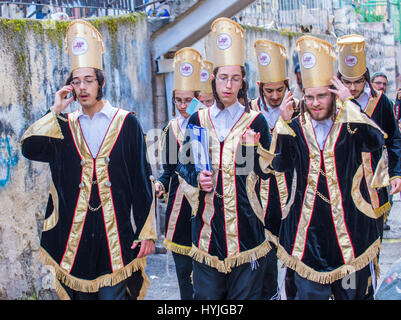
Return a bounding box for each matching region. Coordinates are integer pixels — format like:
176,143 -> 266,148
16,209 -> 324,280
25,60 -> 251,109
0,121 -> 19,187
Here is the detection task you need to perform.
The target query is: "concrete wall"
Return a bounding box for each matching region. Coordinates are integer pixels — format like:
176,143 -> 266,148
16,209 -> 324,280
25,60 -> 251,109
0,13 -> 153,299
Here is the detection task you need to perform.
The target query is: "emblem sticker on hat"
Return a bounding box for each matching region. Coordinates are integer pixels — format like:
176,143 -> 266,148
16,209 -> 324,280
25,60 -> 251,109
344,55 -> 358,67
258,52 -> 271,66
301,52 -> 316,69
180,62 -> 194,77
200,69 -> 210,82
71,37 -> 89,56
216,33 -> 232,50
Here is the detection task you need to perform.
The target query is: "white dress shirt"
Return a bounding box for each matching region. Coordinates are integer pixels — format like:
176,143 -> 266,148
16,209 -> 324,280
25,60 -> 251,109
311,118 -> 333,150
209,100 -> 245,142
177,114 -> 189,134
260,100 -> 281,130
356,84 -> 371,111
78,101 -> 118,158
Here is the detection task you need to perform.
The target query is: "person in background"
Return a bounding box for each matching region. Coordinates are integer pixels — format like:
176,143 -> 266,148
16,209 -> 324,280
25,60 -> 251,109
155,47 -> 203,300
371,72 -> 389,94
198,59 -> 215,108
337,35 -> 401,235
250,38 -> 299,300
291,51 -> 303,100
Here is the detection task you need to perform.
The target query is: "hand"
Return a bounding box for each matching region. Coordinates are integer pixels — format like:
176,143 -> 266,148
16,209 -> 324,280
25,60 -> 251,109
329,76 -> 353,103
241,128 -> 260,145
199,170 -> 213,192
390,177 -> 401,195
52,85 -> 75,114
280,91 -> 295,121
131,239 -> 155,258
397,88 -> 401,101
155,181 -> 164,198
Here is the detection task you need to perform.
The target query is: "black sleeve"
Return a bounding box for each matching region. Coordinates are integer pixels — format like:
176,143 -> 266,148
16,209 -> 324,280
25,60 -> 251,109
157,124 -> 178,193
176,112 -> 201,188
126,114 -> 154,240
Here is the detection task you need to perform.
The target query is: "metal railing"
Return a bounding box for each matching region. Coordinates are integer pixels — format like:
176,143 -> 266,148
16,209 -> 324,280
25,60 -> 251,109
237,0 -> 340,33
0,0 -> 168,18
349,1 -> 401,41
237,0 -> 401,41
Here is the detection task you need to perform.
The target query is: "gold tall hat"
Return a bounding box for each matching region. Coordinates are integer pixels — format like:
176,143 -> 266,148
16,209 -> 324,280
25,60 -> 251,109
337,34 -> 366,80
173,47 -> 203,91
296,36 -> 336,89
199,60 -> 214,94
254,39 -> 287,83
65,19 -> 104,71
210,17 -> 245,67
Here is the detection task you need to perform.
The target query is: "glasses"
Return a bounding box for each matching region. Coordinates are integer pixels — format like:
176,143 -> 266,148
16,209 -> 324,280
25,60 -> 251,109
174,98 -> 192,105
216,75 -> 242,85
342,78 -> 366,87
304,93 -> 330,104
372,81 -> 387,86
70,78 -> 98,87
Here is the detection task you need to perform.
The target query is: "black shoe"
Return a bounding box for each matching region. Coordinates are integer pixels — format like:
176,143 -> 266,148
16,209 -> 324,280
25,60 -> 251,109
384,222 -> 391,231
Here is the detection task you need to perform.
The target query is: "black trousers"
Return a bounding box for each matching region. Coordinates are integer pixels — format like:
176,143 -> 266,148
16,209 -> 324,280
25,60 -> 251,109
172,252 -> 194,300
262,246 -> 278,299
192,256 -> 266,300
294,263 -> 374,300
61,279 -> 128,300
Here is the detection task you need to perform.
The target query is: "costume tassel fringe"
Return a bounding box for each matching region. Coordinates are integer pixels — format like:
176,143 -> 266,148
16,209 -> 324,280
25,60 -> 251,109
277,237 -> 381,284
163,239 -> 192,256
189,239 -> 272,274
38,247 -> 149,296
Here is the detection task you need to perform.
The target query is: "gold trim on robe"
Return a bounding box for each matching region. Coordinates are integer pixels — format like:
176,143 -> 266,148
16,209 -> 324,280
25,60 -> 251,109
59,111 -> 95,273
20,111 -> 64,145
188,108 -> 271,273
278,99 -> 385,283
43,181 -> 60,232
162,117 -> 192,254
59,109 -> 132,274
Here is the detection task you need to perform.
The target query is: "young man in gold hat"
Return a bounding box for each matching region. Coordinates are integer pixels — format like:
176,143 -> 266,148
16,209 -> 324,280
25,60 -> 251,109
177,17 -> 274,300
154,47 -> 203,300
20,20 -> 156,300
274,35 -> 386,299
198,59 -> 215,108
337,35 -> 401,236
251,39 -> 299,300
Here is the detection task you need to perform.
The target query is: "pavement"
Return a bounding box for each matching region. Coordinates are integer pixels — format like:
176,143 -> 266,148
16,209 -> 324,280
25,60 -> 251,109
143,196 -> 401,300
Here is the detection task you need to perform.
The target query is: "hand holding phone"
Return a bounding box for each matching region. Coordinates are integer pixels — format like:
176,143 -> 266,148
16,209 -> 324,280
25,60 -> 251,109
51,85 -> 74,114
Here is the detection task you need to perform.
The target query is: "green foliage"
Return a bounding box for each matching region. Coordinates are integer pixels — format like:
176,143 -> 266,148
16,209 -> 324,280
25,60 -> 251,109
354,6 -> 384,22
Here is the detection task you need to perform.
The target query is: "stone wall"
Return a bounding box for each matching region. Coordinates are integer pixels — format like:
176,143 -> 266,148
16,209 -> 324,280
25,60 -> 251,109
0,13 -> 154,299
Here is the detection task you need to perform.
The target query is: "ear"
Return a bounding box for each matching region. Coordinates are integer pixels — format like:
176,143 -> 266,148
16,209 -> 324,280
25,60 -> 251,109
102,78 -> 106,89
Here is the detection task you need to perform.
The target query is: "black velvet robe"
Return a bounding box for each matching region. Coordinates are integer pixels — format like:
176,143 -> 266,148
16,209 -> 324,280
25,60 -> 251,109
250,97 -> 298,243
157,118 -> 192,254
21,108 -> 156,297
177,107 -> 274,274
357,92 -> 401,224
272,100 -> 386,283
